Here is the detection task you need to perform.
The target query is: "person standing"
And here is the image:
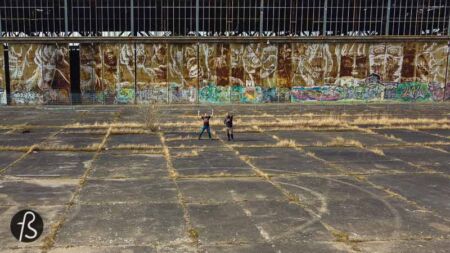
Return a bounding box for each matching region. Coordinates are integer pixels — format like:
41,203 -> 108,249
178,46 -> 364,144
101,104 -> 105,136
198,109 -> 213,140
224,112 -> 234,141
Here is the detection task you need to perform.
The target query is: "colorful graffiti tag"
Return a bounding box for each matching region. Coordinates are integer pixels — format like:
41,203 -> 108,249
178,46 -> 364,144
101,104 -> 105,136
2,42 -> 450,105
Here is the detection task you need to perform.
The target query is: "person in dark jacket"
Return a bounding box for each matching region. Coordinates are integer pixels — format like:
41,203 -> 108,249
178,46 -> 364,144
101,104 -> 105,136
224,112 -> 234,141
198,109 -> 213,140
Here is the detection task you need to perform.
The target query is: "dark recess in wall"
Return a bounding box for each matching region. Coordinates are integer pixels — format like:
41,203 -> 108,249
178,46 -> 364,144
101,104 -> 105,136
3,45 -> 11,105
69,45 -> 81,104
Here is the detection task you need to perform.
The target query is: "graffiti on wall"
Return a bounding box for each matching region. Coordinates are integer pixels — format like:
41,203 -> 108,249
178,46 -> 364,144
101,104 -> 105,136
80,44 -> 135,104
0,44 -> 5,105
2,42 -> 450,104
198,44 -> 231,103
136,44 -> 168,103
167,44 -> 197,103
9,44 -> 71,105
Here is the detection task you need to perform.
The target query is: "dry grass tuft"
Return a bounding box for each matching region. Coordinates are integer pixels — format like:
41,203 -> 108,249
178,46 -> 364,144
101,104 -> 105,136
110,128 -> 152,134
111,144 -> 161,150
324,137 -> 364,148
188,228 -> 199,241
174,150 -> 200,157
0,146 -> 31,152
140,104 -> 161,131
368,147 -> 385,156
275,139 -> 297,148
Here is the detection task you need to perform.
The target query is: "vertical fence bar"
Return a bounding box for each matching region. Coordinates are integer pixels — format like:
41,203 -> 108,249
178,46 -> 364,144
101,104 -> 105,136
0,6 -> 3,36
385,0 -> 392,35
196,0 -> 199,36
259,0 -> 263,36
323,0 -> 327,36
64,0 -> 68,35
448,10 -> 450,35
131,0 -> 134,35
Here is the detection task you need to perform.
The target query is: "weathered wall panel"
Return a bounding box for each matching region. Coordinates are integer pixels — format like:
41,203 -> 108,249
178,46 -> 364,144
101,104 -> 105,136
4,41 -> 450,105
136,44 -> 168,103
0,44 -> 5,105
80,44 -> 103,103
168,44 -> 197,103
9,44 -> 71,105
80,44 -> 135,104
199,43 -> 231,103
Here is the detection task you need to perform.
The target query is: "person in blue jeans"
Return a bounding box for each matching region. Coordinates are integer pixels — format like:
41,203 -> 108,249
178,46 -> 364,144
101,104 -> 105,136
198,109 -> 213,140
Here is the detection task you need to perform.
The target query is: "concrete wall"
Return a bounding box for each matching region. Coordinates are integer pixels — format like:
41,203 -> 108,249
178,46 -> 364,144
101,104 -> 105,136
8,44 -> 71,105
3,42 -> 450,104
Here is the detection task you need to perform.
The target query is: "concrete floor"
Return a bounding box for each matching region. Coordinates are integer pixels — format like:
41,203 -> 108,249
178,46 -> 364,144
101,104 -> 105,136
0,103 -> 449,253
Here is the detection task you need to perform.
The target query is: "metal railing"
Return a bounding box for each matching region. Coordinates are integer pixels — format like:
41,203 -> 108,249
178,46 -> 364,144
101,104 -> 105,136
0,0 -> 449,38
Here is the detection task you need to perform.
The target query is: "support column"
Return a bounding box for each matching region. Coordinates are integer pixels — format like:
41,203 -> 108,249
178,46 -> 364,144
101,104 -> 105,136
131,0 -> 135,36
195,0 -> 200,103
196,0 -> 200,36
448,15 -> 450,36
64,0 -> 68,36
260,0 -> 264,36
323,0 -> 328,36
385,0 -> 392,35
0,9 -> 3,36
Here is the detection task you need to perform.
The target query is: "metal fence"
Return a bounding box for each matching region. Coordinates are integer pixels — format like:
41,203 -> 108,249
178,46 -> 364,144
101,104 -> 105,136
1,0 -> 450,38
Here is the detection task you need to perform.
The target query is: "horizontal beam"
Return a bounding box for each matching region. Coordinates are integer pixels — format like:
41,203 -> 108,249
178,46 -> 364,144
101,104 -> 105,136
1,36 -> 450,44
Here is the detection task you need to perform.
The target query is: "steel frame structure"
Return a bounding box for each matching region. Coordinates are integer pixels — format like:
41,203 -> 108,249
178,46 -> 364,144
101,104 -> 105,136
1,0 -> 450,40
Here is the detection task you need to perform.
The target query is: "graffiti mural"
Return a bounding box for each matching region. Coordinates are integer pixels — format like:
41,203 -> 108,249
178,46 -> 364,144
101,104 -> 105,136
3,42 -> 450,105
291,86 -> 342,102
80,44 -> 103,103
80,44 -> 135,104
384,44 -> 403,83
401,43 -> 416,83
369,44 -> 386,78
293,43 -> 325,87
199,44 -> 231,103
9,44 -> 71,105
0,44 -> 5,105
168,44 -> 197,103
136,44 -> 168,103
396,82 -> 432,101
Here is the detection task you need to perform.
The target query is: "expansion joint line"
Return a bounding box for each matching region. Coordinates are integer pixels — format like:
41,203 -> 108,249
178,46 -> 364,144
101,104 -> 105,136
355,126 -> 450,178
40,126 -> 112,253
267,131 -> 450,224
159,132 -> 200,251
212,129 -> 359,251
0,125 -> 66,175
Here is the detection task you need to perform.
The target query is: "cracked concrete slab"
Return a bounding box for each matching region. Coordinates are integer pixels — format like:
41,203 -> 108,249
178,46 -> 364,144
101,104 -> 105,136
368,173 -> 450,219
373,129 -> 445,143
0,179 -> 77,206
0,151 -> 24,168
55,203 -> 190,247
274,176 -> 450,241
106,134 -> 162,147
0,104 -> 449,253
381,146 -> 450,172
90,152 -> 168,179
5,151 -> 95,178
177,178 -> 286,204
79,179 -> 179,204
